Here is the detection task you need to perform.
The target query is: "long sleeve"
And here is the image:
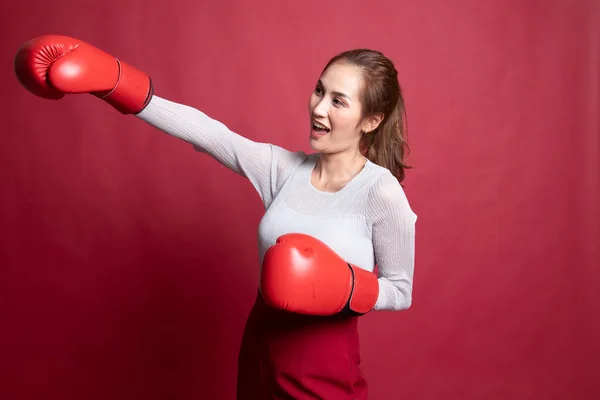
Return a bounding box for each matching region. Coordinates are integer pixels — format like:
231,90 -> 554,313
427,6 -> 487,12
366,172 -> 417,311
136,96 -> 307,208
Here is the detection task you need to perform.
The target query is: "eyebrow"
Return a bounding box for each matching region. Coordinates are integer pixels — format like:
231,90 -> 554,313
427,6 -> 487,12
318,79 -> 352,100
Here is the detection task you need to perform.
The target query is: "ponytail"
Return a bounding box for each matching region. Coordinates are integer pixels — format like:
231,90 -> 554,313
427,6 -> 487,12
360,96 -> 410,183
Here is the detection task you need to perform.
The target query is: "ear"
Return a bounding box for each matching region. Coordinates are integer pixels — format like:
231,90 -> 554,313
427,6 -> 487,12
362,112 -> 384,133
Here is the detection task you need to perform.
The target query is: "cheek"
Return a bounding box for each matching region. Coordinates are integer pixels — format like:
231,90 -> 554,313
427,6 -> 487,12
331,110 -> 356,130
329,114 -> 363,143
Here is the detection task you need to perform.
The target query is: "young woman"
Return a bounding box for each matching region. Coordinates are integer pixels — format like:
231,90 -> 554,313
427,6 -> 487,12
15,34 -> 417,399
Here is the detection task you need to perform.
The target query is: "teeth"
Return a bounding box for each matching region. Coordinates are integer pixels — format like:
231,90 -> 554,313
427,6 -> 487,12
313,122 -> 328,130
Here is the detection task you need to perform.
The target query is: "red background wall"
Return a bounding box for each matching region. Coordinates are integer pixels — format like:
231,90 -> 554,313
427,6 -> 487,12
1,1 -> 598,399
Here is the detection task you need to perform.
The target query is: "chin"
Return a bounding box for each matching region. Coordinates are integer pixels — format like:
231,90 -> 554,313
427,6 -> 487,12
309,136 -> 325,152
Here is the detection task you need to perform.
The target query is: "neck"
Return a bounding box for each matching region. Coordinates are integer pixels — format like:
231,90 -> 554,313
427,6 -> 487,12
313,150 -> 367,182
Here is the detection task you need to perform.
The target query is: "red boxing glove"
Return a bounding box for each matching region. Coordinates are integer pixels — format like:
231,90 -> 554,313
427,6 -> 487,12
14,34 -> 152,114
260,233 -> 379,316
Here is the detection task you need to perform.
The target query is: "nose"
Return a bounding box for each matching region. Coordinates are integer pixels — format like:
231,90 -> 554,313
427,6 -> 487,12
311,96 -> 328,119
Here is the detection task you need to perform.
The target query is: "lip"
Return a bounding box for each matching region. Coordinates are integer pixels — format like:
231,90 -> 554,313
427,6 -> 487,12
310,129 -> 329,138
311,120 -> 330,139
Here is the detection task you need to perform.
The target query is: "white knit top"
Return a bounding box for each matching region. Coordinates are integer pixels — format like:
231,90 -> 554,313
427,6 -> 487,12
137,96 -> 417,311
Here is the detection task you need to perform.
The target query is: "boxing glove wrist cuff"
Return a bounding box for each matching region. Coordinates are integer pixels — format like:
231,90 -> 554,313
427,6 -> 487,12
342,263 -> 379,316
99,59 -> 154,114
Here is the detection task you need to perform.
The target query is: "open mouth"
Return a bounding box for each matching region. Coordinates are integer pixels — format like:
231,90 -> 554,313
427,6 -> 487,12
311,121 -> 330,136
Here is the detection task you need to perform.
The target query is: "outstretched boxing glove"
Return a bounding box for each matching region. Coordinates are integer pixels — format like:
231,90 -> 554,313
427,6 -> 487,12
14,34 -> 152,114
260,233 -> 379,316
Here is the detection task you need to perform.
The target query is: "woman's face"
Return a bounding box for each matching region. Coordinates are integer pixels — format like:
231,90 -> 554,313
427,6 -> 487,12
308,62 -> 369,155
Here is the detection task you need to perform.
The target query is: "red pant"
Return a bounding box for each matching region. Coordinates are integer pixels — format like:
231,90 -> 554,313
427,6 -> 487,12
236,292 -> 368,399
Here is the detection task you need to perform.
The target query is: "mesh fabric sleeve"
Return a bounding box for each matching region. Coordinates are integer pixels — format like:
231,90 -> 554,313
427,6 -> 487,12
366,172 -> 418,311
136,96 -> 306,208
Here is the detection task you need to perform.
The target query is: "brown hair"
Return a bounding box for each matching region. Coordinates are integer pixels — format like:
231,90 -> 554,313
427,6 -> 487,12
323,49 -> 411,183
